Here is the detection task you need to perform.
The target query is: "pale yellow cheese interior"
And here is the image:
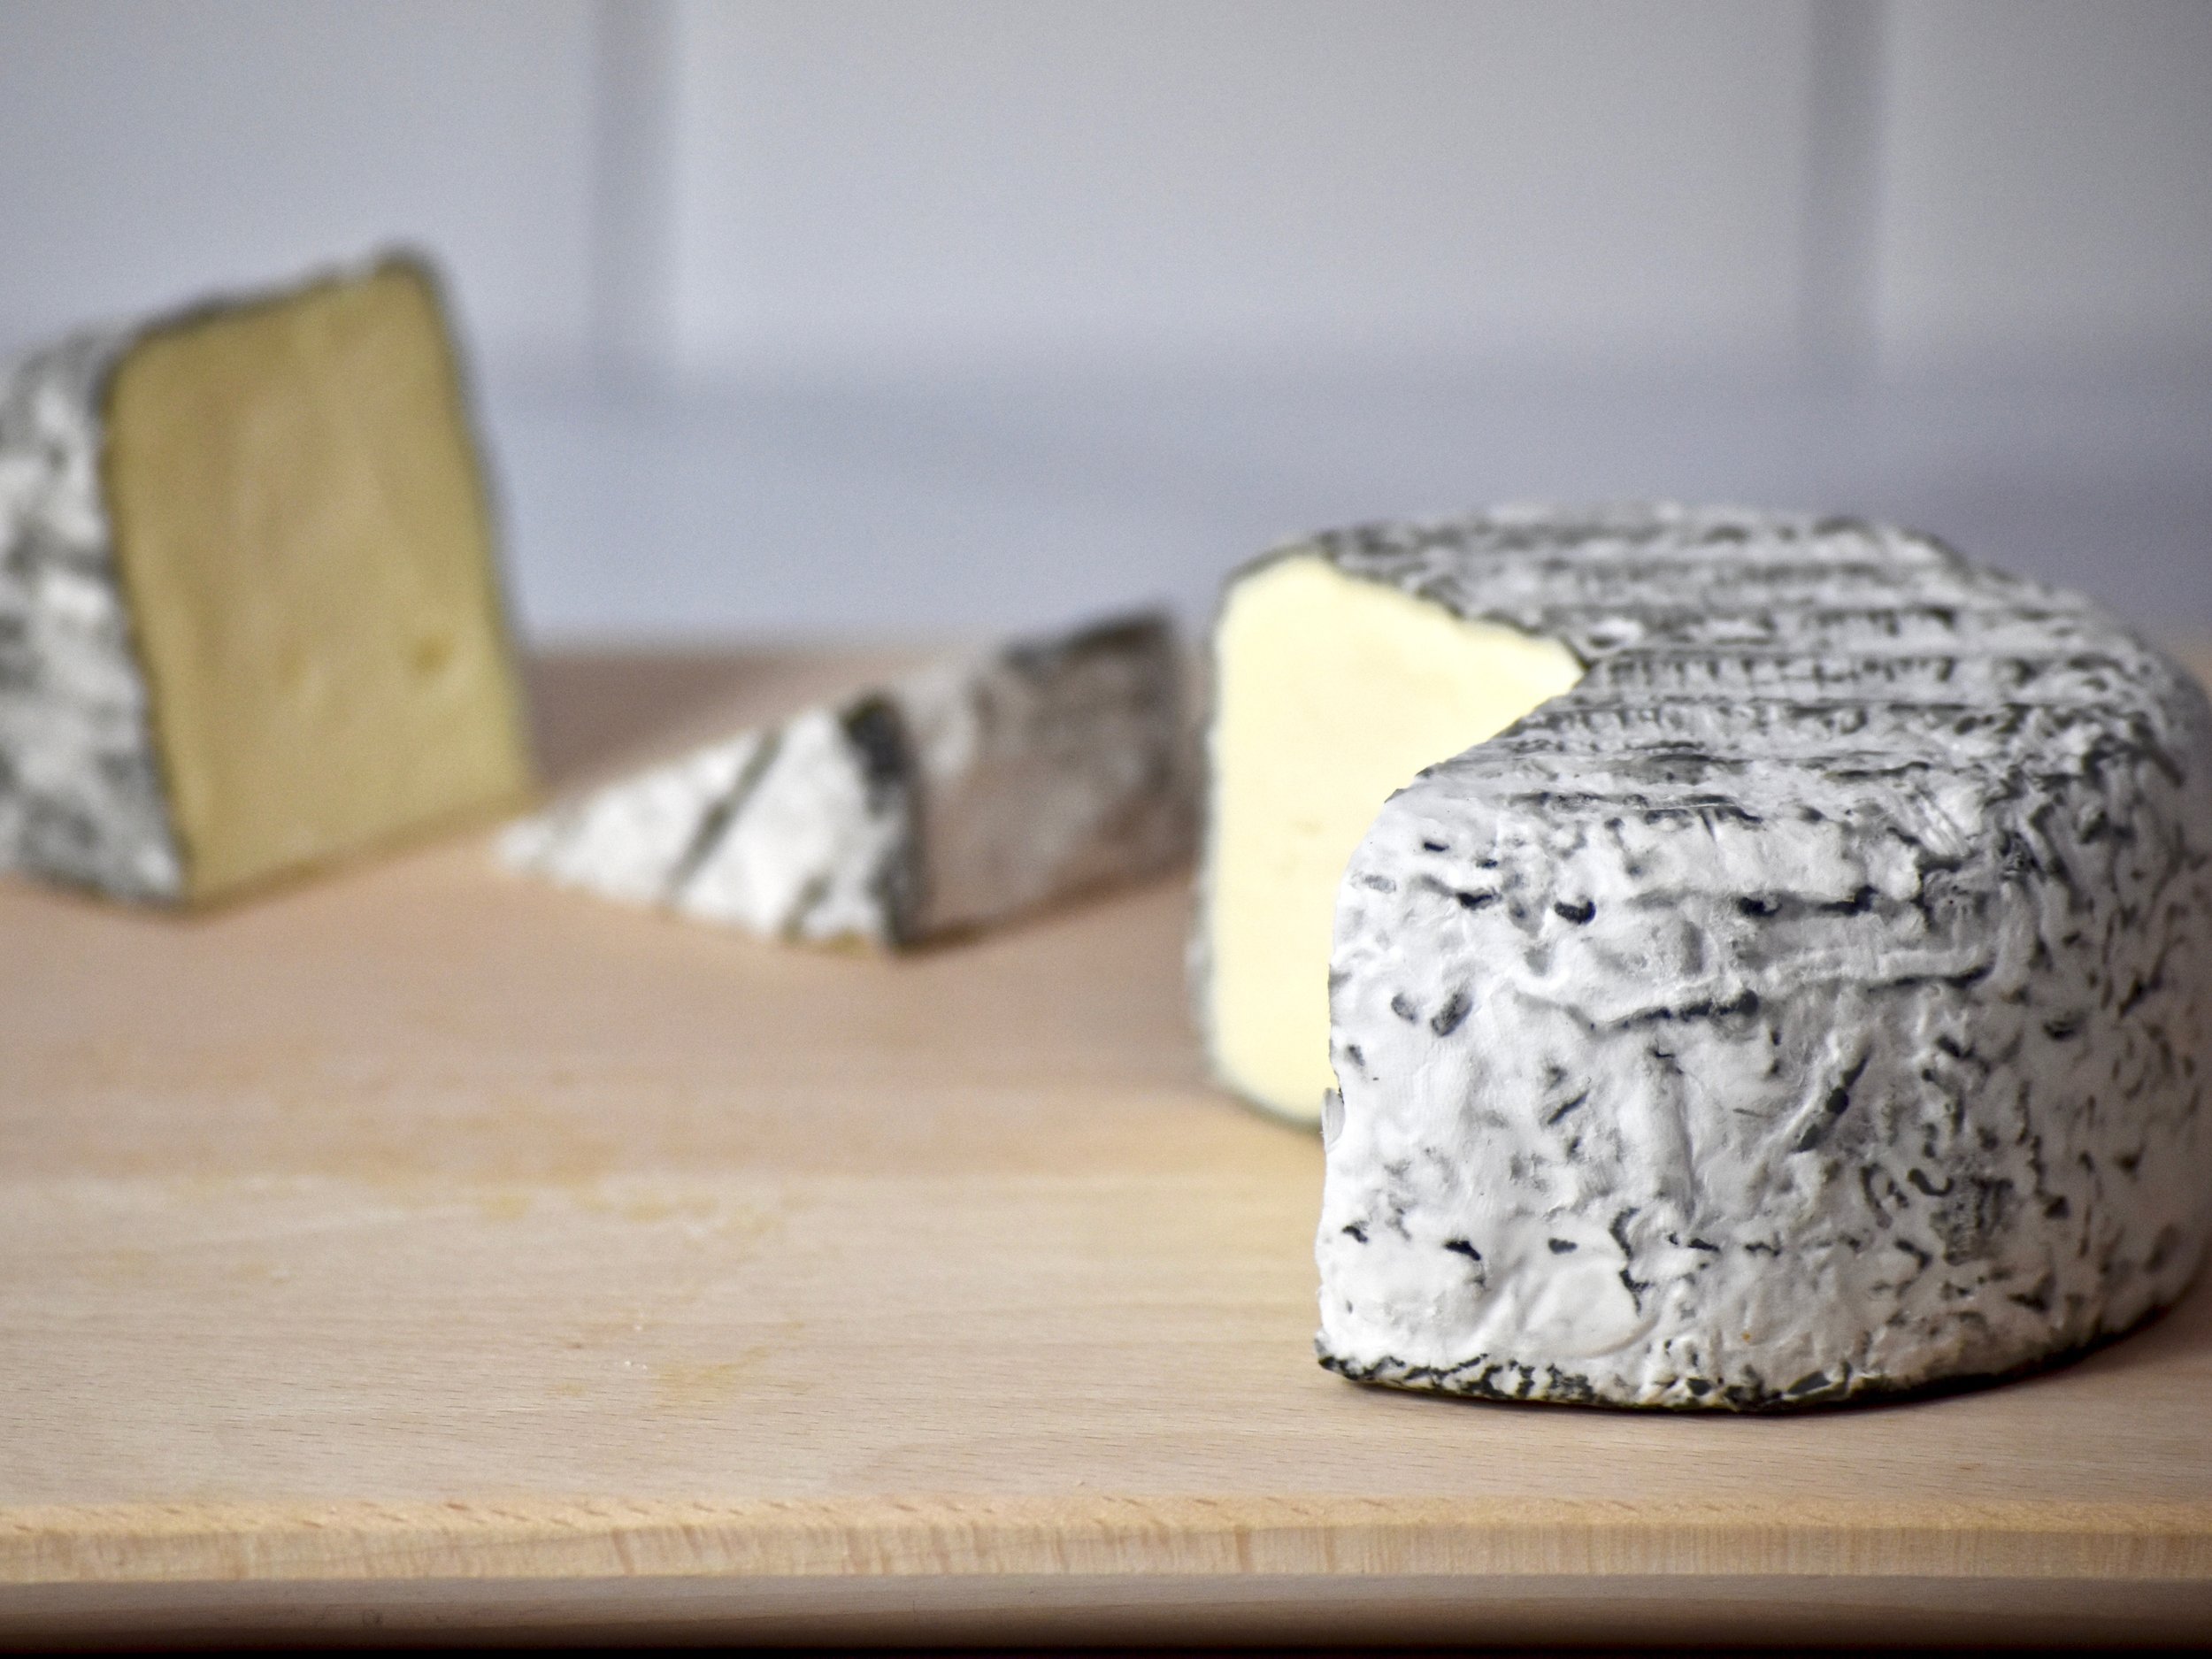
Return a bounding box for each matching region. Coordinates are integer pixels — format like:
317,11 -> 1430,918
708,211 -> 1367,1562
1203,554 -> 1585,1125
104,260 -> 533,902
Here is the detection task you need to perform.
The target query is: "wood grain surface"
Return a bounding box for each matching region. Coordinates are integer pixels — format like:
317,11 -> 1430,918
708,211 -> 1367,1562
4,646 -> 2211,1647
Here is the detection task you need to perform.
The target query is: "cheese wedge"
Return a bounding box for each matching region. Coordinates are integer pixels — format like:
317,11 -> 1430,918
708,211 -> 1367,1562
0,256 -> 533,902
503,614 -> 1194,947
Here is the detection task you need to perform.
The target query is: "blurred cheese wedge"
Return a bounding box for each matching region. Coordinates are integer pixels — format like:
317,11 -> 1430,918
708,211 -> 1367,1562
502,614 -> 1194,948
0,254 -> 534,903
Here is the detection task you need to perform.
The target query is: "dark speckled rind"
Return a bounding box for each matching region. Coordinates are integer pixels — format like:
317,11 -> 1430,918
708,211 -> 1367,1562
1316,1304 -> 2166,1413
1305,503 -> 2212,1409
0,329 -> 182,901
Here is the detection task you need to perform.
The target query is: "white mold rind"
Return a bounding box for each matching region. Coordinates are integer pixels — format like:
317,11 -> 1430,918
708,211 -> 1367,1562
0,330 -> 182,901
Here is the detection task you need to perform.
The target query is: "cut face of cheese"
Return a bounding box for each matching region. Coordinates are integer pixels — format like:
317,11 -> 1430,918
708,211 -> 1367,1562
106,263 -> 528,901
1202,554 -> 1583,1123
0,256 -> 533,903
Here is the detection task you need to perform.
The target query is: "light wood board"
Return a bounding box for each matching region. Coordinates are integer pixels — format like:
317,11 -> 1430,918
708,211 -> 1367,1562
4,648 -> 2211,1647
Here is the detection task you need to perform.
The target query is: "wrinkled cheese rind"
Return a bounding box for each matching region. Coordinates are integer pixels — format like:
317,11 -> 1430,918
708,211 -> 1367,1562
0,331 -> 182,900
503,614 -> 1194,946
1306,503 -> 2212,1408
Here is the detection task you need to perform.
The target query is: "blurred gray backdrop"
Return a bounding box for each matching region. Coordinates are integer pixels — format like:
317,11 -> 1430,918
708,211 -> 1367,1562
3,0 -> 2208,639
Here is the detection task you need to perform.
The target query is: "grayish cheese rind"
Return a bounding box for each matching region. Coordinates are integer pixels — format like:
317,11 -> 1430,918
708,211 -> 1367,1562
0,330 -> 182,900
503,614 -> 1196,947
1298,504 -> 2212,1408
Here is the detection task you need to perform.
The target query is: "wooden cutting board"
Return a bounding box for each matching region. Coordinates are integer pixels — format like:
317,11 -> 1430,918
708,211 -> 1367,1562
4,648 -> 2210,1647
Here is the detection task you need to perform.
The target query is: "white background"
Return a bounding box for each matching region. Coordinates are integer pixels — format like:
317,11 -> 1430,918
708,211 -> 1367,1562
2,0 -> 2207,639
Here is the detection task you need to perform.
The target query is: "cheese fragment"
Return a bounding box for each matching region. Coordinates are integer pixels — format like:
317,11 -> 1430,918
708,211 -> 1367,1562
0,256 -> 532,903
502,614 -> 1194,947
1203,554 -> 1583,1121
1200,504 -> 2212,1408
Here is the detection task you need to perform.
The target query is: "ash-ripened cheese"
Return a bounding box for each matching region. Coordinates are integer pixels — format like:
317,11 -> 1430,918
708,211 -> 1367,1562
0,255 -> 533,903
1201,504 -> 2212,1408
502,614 -> 1194,947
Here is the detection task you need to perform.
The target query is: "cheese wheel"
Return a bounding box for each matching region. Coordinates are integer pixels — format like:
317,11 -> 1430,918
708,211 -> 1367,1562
1200,504 -> 2212,1407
